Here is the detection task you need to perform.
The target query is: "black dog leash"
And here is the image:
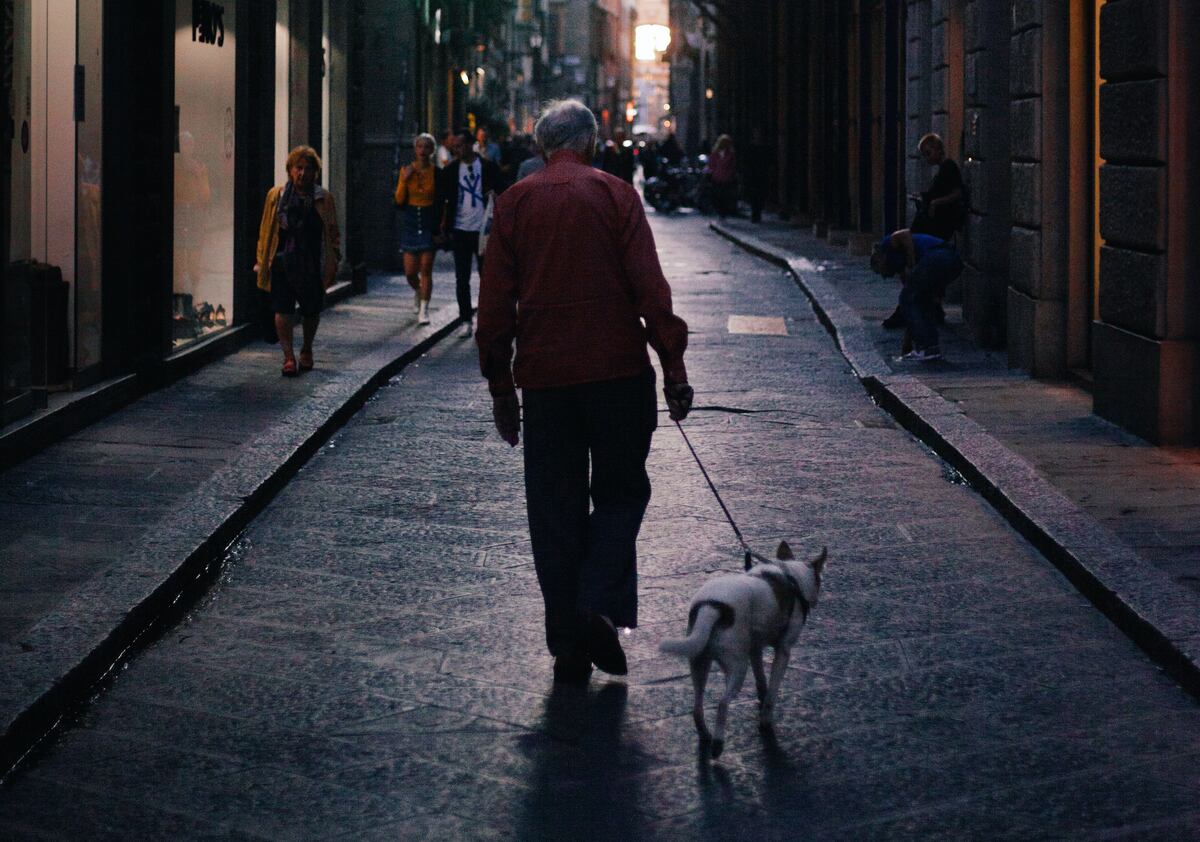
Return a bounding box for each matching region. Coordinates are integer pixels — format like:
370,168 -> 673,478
673,419 -> 755,570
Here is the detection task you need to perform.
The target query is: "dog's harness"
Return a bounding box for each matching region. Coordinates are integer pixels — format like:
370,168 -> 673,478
754,564 -> 811,625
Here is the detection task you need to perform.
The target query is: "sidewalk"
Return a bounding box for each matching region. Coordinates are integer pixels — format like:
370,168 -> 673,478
0,262 -> 465,772
713,218 -> 1200,694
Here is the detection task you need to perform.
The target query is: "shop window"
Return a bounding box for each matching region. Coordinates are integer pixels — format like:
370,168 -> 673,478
4,0 -> 77,416
173,0 -> 235,348
75,0 -> 102,375
3,0 -> 34,415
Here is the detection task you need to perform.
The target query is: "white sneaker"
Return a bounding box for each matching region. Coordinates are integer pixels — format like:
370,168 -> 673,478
417,300 -> 430,325
897,347 -> 942,363
461,320 -> 473,338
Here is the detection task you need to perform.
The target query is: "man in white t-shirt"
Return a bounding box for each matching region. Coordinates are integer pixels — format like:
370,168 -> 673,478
437,129 -> 503,336
435,130 -> 454,168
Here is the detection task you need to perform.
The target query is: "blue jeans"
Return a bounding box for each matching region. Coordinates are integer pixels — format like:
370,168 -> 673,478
900,246 -> 963,350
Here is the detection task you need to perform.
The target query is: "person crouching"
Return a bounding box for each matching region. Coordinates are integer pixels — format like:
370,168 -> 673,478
870,229 -> 962,363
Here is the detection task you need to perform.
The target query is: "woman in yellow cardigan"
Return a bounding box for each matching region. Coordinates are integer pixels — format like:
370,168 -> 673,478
254,146 -> 341,376
395,133 -> 439,325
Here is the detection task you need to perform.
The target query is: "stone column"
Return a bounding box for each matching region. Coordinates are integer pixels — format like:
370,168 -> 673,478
905,0 -> 932,200
1007,0 -> 1070,377
1092,0 -> 1199,443
959,0 -> 1010,348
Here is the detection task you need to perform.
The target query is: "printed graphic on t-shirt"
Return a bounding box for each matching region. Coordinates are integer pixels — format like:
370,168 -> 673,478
456,160 -> 486,231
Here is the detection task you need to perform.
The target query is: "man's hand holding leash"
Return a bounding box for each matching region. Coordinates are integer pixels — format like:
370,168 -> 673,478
665,380 -> 694,422
492,392 -> 521,446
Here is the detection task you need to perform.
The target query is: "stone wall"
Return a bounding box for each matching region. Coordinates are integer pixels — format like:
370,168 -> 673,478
1006,0 -> 1070,377
959,0 -> 1009,347
1092,0 -> 1199,442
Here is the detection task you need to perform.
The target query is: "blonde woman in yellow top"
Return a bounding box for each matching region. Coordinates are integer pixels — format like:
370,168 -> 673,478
395,133 -> 439,324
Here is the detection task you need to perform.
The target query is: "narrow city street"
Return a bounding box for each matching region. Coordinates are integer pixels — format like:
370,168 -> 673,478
2,215 -> 1198,840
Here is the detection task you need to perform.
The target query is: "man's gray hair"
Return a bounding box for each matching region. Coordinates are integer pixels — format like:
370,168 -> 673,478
534,99 -> 597,156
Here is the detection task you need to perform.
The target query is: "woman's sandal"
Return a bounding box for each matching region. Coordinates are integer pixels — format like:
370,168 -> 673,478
281,357 -> 299,378
298,349 -> 314,372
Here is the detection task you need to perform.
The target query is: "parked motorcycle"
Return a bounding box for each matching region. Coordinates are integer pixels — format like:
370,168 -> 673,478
642,156 -> 715,215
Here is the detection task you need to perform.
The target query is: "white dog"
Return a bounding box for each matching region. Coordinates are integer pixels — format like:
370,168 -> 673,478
659,541 -> 827,758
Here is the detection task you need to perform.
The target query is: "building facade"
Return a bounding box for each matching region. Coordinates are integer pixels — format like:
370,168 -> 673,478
690,0 -> 1200,445
632,0 -> 671,133
2,0 -> 350,448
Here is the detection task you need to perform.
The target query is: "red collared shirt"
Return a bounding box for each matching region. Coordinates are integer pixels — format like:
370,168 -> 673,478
476,150 -> 688,396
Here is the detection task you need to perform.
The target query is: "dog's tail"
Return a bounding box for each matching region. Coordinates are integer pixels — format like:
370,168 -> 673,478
659,601 -> 730,660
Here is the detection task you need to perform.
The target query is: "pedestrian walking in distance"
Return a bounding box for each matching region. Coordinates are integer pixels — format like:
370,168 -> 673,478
436,128 -> 503,337
708,135 -> 738,219
475,99 -> 695,684
254,145 -> 341,377
745,127 -> 772,224
395,133 -> 439,325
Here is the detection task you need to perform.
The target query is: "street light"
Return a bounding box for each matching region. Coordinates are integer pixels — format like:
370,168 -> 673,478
460,70 -> 470,85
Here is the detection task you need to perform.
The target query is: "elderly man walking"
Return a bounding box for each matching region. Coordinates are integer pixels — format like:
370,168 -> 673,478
476,100 -> 694,684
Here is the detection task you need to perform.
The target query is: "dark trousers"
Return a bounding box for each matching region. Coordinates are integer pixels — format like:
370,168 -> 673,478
749,194 -> 765,223
451,229 -> 483,320
714,181 -> 738,218
522,370 -> 657,657
900,246 -> 963,350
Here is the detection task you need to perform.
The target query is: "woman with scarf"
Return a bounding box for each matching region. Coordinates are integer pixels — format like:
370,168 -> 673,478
254,146 -> 342,376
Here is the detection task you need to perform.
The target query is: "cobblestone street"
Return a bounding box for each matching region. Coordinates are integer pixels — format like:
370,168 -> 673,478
2,215 -> 1198,839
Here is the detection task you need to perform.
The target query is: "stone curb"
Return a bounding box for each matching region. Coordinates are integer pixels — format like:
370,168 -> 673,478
0,302 -> 465,778
711,221 -> 1200,698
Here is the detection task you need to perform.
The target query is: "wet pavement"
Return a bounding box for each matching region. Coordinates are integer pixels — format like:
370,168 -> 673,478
1,214 -> 1198,839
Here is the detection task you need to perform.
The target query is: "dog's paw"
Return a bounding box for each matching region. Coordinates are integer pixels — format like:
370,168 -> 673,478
710,738 -> 725,759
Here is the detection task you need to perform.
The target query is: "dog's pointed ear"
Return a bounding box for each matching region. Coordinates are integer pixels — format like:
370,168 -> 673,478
810,547 -> 828,574
776,540 -> 794,561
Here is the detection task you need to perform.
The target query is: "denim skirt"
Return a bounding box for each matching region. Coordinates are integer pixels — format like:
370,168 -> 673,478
400,204 -> 436,253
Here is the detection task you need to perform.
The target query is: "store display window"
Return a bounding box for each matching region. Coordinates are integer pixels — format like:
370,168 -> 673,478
75,0 -> 101,374
173,0 -> 235,348
3,0 -> 34,419
3,0 -> 97,422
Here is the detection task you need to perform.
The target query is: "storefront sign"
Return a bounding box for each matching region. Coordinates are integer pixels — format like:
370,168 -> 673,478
193,1 -> 225,47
